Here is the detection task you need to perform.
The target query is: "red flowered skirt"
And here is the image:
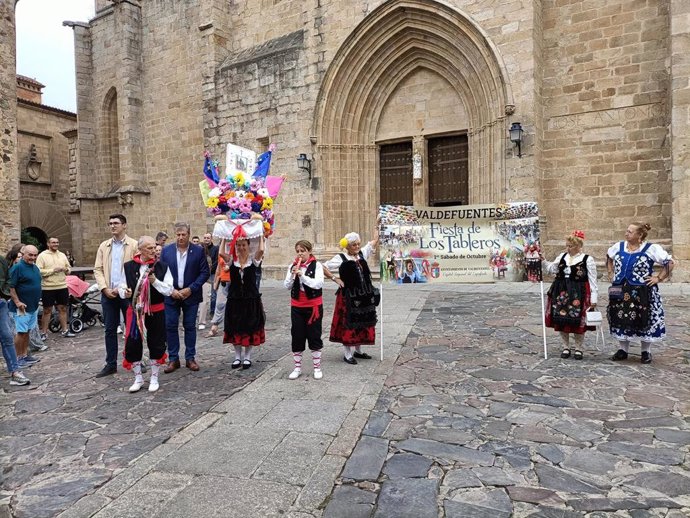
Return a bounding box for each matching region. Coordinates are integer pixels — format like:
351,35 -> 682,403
329,292 -> 375,346
224,329 -> 265,346
545,280 -> 593,334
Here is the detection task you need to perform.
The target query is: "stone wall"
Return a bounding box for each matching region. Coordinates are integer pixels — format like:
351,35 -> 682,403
16,100 -> 77,252
17,101 -> 76,205
541,0 -> 672,260
0,0 -> 19,252
71,0 -> 690,275
71,0 -> 206,263
208,0 -> 539,266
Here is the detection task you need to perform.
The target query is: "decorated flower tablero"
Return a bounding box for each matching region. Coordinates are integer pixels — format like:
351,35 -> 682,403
199,144 -> 284,247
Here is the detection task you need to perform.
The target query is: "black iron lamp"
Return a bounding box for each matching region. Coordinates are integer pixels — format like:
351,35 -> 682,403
509,122 -> 524,158
297,153 -> 312,179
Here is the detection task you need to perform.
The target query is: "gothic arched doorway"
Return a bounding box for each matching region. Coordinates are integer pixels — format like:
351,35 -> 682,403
313,0 -> 514,246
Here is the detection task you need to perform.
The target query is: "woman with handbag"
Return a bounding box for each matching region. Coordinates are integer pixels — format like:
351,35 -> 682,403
325,228 -> 379,365
543,231 -> 598,360
607,222 -> 674,364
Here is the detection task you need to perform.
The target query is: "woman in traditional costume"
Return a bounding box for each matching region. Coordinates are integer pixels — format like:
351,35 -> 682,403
325,229 -> 379,364
607,222 -> 674,364
543,230 -> 598,360
284,240 -> 332,380
221,234 -> 265,369
120,236 -> 174,393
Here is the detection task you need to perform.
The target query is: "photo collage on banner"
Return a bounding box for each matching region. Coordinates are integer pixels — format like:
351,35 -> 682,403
379,203 -> 542,284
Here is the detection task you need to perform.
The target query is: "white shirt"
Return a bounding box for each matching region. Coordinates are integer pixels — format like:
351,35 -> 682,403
176,247 -> 189,289
284,261 -> 325,290
110,239 -> 126,289
544,252 -> 598,304
118,264 -> 174,298
324,243 -> 374,271
606,242 -> 674,264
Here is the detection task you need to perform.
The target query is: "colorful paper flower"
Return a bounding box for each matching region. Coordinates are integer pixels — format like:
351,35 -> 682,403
233,173 -> 245,185
206,197 -> 219,208
228,197 -> 240,210
250,179 -> 263,191
261,197 -> 273,210
209,187 -> 222,198
239,200 -> 252,213
257,188 -> 269,198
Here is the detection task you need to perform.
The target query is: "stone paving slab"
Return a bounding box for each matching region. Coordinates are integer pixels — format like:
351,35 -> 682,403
45,281 -> 426,518
324,287 -> 690,517
0,284 -> 324,518
4,281 -> 690,517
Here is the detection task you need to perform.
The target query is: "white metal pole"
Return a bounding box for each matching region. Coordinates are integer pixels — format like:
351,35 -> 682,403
540,280 -> 548,359
379,281 -> 384,361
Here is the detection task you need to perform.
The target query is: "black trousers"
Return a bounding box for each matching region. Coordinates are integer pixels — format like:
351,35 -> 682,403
291,305 -> 323,353
124,311 -> 167,365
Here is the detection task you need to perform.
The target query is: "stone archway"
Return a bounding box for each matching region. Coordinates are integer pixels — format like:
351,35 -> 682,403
20,199 -> 73,255
313,0 -> 513,245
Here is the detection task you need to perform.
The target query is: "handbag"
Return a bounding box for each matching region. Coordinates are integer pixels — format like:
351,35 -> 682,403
585,310 -> 602,326
608,285 -> 624,301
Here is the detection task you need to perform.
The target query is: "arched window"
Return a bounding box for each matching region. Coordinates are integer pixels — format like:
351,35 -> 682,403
102,87 -> 120,194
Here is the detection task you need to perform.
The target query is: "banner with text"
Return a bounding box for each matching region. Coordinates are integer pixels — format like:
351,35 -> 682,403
379,202 -> 540,284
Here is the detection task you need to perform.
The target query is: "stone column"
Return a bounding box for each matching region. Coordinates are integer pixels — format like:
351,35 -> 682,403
113,0 -> 147,196
670,2 -> 690,280
0,0 -> 20,251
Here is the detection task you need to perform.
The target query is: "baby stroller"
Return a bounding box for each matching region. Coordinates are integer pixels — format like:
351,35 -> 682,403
49,276 -> 104,334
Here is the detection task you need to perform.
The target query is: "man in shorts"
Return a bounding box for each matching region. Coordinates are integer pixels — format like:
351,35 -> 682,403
9,245 -> 43,369
37,237 -> 75,339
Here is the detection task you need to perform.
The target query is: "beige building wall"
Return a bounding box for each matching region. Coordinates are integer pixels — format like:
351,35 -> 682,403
69,0 -> 690,276
541,0 -> 672,262
17,100 -> 77,254
0,0 -> 19,252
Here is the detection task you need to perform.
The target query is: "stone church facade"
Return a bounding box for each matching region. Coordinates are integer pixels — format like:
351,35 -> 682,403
55,0 -> 689,275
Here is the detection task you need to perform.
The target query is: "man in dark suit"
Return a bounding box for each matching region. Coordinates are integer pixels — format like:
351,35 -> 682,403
161,222 -> 210,372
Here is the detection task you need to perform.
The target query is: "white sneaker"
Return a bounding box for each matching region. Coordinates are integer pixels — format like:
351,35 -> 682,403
288,368 -> 301,380
10,371 -> 30,386
117,325 -> 123,334
198,323 -> 206,330
129,377 -> 144,393
313,368 -> 323,380
148,377 -> 159,392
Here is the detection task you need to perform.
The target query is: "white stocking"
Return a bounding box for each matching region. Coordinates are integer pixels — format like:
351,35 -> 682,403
133,362 -> 143,383
233,345 -> 242,360
343,346 -> 353,359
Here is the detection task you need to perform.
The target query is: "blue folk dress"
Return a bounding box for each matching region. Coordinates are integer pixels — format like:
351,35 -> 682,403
607,242 -> 672,342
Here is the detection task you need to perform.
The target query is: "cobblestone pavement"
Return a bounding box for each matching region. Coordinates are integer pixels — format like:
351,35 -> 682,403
326,285 -> 690,518
3,282 -> 690,518
0,285 -> 308,518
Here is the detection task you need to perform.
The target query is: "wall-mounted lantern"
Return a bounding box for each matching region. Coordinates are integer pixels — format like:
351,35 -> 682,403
509,122 -> 524,158
297,153 -> 312,179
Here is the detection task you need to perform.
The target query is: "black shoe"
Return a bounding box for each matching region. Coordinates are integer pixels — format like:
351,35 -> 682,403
611,349 -> 628,361
573,350 -> 584,360
231,359 -> 242,369
343,356 -> 358,365
353,351 -> 372,360
242,360 -> 252,370
641,351 -> 652,364
560,348 -> 571,359
96,365 -> 117,378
